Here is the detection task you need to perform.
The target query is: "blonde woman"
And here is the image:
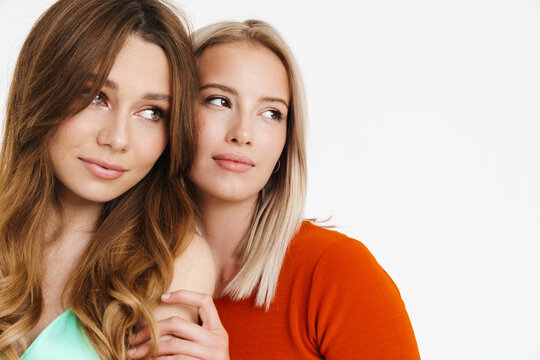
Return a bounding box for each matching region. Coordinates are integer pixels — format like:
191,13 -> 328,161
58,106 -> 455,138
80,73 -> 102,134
0,0 -> 217,359
132,20 -> 420,359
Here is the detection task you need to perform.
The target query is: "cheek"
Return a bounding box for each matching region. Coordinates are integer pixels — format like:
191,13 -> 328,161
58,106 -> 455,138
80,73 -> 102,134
195,114 -> 223,154
151,132 -> 169,160
155,133 -> 169,156
49,116 -> 86,154
133,127 -> 169,166
196,111 -> 207,130
264,125 -> 287,161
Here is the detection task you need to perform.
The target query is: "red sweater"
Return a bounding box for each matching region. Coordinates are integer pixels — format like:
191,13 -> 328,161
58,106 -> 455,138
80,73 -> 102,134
215,222 -> 420,359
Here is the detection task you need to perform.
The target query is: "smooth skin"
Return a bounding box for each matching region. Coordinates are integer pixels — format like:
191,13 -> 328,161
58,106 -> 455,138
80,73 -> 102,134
49,36 -> 170,204
27,36 -> 214,349
130,41 -> 289,359
193,40 -> 288,293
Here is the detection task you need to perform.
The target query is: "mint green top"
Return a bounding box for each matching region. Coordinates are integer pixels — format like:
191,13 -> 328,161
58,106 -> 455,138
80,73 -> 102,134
19,308 -> 99,360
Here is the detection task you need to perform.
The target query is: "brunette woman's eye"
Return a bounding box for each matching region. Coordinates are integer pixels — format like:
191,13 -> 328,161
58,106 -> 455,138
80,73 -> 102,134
138,107 -> 165,121
261,109 -> 283,121
92,92 -> 106,105
207,97 -> 231,108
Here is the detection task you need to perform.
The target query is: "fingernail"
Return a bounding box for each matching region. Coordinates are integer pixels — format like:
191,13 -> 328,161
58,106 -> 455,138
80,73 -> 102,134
127,348 -> 137,356
161,293 -> 171,299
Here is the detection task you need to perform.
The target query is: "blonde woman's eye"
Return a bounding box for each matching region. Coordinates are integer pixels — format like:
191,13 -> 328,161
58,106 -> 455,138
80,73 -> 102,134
207,97 -> 230,108
92,93 -> 106,105
139,107 -> 164,121
261,109 -> 283,121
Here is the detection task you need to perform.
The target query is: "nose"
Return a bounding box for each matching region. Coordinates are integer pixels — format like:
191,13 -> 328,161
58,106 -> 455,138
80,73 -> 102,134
96,111 -> 130,152
226,109 -> 252,145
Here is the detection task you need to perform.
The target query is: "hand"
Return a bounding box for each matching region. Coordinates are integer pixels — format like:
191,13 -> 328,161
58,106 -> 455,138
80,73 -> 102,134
128,290 -> 229,360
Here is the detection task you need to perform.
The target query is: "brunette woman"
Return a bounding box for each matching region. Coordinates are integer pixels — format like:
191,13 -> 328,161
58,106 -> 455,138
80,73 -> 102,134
0,1 -> 216,359
132,20 -> 420,359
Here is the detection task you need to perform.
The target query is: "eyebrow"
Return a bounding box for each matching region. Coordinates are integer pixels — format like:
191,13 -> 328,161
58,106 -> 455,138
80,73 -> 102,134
200,83 -> 289,108
88,75 -> 170,102
87,75 -> 117,90
141,93 -> 171,102
200,83 -> 238,96
103,79 -> 117,90
261,96 -> 289,108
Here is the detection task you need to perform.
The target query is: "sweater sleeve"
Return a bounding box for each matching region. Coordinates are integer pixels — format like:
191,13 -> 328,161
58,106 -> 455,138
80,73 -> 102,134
307,237 -> 420,359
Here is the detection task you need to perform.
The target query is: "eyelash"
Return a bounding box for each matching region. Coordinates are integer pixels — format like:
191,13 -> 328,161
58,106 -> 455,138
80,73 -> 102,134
90,91 -> 166,121
263,109 -> 283,121
92,92 -> 107,106
205,96 -> 231,108
205,96 -> 284,121
142,106 -> 166,121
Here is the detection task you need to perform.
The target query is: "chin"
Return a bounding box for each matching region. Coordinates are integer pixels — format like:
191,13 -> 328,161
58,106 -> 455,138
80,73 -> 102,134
76,191 -> 125,204
198,185 -> 258,204
64,183 -> 133,204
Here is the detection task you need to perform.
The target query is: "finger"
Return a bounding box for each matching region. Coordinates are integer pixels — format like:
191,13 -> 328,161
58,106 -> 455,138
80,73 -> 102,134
150,337 -> 216,359
153,316 -> 222,345
127,342 -> 151,359
131,318 -> 225,358
161,290 -> 223,330
131,325 -> 151,346
129,338 -> 202,359
130,320 -> 227,359
131,319 -> 192,347
132,316 -> 211,346
128,320 -> 202,358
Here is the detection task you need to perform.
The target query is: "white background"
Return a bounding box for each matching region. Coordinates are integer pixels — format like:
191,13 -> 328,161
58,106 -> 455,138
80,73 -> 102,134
1,1 -> 540,359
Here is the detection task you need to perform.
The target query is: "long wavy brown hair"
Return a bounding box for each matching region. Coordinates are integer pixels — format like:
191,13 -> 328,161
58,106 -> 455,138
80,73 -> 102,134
0,0 -> 198,358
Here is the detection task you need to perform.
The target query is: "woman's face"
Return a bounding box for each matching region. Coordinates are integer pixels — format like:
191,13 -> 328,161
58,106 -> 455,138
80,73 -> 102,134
49,36 -> 170,204
189,41 -> 289,205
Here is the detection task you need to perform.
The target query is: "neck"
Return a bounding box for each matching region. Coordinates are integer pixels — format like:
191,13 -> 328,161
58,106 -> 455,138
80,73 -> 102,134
39,188 -> 103,315
196,193 -> 258,295
48,187 -> 103,245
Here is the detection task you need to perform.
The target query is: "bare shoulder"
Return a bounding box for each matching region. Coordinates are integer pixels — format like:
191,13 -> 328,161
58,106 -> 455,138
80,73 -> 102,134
153,233 -> 216,323
170,233 -> 215,295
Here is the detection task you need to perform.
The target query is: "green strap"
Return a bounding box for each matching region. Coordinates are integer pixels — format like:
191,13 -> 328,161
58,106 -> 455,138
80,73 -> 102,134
20,309 -> 99,360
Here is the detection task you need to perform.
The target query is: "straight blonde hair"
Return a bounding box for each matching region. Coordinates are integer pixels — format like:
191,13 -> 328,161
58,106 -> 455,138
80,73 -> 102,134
0,0 -> 197,358
192,20 -> 308,308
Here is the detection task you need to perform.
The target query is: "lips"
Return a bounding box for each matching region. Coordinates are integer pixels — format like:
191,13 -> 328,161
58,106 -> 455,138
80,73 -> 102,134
79,157 -> 127,180
213,153 -> 254,173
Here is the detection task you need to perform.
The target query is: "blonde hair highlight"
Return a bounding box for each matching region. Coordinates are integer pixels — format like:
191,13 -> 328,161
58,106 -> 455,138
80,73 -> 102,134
192,20 -> 308,308
0,0 -> 198,358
